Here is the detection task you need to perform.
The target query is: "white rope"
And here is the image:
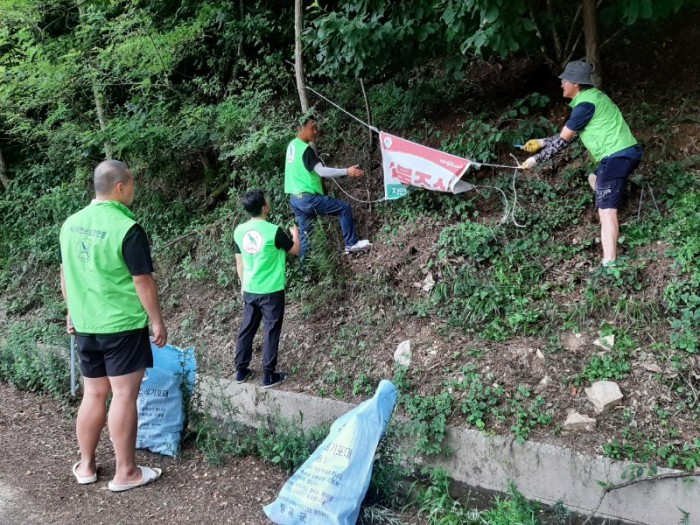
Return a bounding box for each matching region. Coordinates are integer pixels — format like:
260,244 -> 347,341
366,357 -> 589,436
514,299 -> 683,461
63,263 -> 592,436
306,86 -> 380,134
473,185 -> 510,225
329,177 -> 386,204
473,161 -> 521,170
508,154 -> 526,228
307,86 -> 528,225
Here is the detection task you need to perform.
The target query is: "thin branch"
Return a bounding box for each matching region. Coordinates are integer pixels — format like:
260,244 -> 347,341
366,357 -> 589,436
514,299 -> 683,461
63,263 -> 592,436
599,27 -> 626,52
359,78 -> 373,150
294,0 -> 309,113
564,30 -> 584,64
146,29 -> 170,85
564,4 -> 583,56
546,0 -> 562,60
529,10 -> 557,69
582,471 -> 698,525
161,217 -> 228,249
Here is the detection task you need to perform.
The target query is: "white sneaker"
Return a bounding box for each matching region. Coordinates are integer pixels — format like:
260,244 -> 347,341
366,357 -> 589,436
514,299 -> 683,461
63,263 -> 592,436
345,239 -> 371,253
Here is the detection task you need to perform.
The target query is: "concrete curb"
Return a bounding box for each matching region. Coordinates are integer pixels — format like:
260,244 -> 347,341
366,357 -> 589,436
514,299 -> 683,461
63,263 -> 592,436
197,374 -> 697,525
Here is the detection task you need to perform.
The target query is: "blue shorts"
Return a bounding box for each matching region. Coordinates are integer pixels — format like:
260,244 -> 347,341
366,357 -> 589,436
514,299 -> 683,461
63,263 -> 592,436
77,326 -> 153,378
594,156 -> 641,209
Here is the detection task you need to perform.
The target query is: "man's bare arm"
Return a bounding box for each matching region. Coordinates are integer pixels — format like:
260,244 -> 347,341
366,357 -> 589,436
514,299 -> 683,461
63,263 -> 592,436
133,274 -> 167,347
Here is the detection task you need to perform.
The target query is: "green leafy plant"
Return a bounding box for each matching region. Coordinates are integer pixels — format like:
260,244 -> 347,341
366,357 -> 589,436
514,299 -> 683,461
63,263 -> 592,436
254,417 -> 329,473
508,386 -> 553,443
0,321 -> 70,399
436,222 -> 497,263
408,468 -> 479,525
400,391 -> 454,456
450,365 -> 505,430
480,481 -> 541,525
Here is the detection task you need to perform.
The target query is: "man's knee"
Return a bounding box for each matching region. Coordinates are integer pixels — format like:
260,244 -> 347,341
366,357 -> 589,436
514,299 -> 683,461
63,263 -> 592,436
588,173 -> 596,190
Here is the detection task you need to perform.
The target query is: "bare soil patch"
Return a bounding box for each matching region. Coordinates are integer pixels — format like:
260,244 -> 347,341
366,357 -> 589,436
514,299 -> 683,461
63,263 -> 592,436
0,382 -> 287,525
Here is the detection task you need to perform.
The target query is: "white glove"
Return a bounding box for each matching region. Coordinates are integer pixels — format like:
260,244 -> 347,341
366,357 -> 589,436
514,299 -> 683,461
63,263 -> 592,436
519,157 -> 537,170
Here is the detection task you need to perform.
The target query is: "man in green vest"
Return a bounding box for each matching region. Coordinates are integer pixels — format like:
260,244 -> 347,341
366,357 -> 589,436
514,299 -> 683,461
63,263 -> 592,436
234,189 -> 300,388
519,61 -> 643,269
285,115 -> 371,268
60,160 -> 166,492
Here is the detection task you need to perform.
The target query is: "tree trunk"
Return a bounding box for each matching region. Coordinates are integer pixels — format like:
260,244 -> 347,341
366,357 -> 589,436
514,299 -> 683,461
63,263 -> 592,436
294,0 -> 309,114
0,145 -> 9,190
92,83 -> 113,160
582,0 -> 602,87
78,4 -> 113,159
359,78 -> 374,150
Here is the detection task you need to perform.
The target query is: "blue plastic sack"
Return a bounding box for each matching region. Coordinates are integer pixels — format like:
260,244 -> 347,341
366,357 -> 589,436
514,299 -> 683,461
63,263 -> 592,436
264,379 -> 398,525
136,343 -> 196,457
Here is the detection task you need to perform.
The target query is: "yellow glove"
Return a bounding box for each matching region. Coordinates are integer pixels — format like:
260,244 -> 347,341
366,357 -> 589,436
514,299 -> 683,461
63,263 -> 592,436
519,157 -> 537,170
522,139 -> 545,153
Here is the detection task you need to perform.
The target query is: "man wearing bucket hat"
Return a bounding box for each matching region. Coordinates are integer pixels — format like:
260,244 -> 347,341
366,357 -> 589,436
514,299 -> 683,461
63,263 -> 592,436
519,60 -> 643,268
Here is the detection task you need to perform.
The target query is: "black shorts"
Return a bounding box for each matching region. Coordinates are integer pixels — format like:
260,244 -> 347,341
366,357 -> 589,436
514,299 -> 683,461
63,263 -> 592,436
76,326 -> 153,378
594,156 -> 641,209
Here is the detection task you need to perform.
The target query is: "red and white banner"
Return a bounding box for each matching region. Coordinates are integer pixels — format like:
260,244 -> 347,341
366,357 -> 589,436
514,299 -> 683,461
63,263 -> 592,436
380,132 -> 474,200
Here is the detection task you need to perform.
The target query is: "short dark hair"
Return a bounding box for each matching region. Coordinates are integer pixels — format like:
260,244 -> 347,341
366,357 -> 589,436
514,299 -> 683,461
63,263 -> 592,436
241,189 -> 266,217
94,160 -> 131,196
299,114 -> 316,127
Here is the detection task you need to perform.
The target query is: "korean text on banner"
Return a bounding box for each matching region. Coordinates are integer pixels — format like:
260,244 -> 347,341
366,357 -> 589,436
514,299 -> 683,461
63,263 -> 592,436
380,132 -> 473,200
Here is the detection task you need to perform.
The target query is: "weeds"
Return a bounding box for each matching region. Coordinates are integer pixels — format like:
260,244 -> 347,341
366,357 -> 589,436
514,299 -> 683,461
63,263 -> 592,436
450,365 -> 505,430
400,390 -> 454,456
409,468 -> 479,525
254,416 -> 329,473
480,481 -> 541,525
508,386 -> 554,444
0,321 -> 70,399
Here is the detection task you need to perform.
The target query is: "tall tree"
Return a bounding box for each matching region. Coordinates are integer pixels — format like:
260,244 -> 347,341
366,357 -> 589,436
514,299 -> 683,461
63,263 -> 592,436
78,3 -> 113,160
294,0 -> 309,114
583,0 -> 602,87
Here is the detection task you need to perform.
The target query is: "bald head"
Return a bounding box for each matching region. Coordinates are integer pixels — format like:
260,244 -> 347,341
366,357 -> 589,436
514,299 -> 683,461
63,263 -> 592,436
94,160 -> 130,195
94,160 -> 134,205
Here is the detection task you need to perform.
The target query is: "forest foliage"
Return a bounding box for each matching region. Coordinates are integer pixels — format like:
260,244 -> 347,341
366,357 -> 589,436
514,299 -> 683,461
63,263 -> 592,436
1,0 -> 696,285
2,0 -> 700,479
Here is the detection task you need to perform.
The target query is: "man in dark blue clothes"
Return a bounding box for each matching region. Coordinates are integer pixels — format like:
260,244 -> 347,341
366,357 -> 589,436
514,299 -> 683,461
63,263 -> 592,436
520,61 -> 643,268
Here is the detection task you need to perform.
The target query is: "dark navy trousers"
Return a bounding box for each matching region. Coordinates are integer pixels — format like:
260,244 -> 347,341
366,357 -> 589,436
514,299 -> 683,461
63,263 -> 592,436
235,290 -> 285,374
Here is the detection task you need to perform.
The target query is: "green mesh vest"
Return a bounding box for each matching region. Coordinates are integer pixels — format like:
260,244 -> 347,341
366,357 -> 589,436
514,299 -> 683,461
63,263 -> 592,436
60,201 -> 148,334
570,89 -> 637,162
234,219 -> 287,294
284,138 -> 324,195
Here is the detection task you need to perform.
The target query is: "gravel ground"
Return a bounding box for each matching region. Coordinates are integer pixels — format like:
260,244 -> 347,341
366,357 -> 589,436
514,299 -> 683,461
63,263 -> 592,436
0,382 -> 288,525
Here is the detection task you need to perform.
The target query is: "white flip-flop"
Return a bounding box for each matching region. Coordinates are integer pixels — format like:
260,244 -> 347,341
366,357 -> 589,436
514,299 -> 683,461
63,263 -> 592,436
108,466 -> 162,492
72,461 -> 97,485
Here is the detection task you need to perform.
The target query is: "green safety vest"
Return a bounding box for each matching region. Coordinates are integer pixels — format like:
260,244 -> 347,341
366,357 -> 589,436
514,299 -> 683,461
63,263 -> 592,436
234,219 -> 287,294
570,88 -> 638,162
60,201 -> 148,334
284,138 -> 324,195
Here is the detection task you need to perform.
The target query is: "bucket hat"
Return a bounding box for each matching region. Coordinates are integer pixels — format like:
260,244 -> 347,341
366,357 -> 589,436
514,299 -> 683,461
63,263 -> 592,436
559,61 -> 594,85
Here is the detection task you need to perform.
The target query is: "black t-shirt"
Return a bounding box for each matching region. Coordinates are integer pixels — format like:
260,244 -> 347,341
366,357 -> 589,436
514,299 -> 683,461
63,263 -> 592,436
122,224 -> 154,275
58,224 -> 153,276
302,146 -> 320,172
234,227 -> 294,254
